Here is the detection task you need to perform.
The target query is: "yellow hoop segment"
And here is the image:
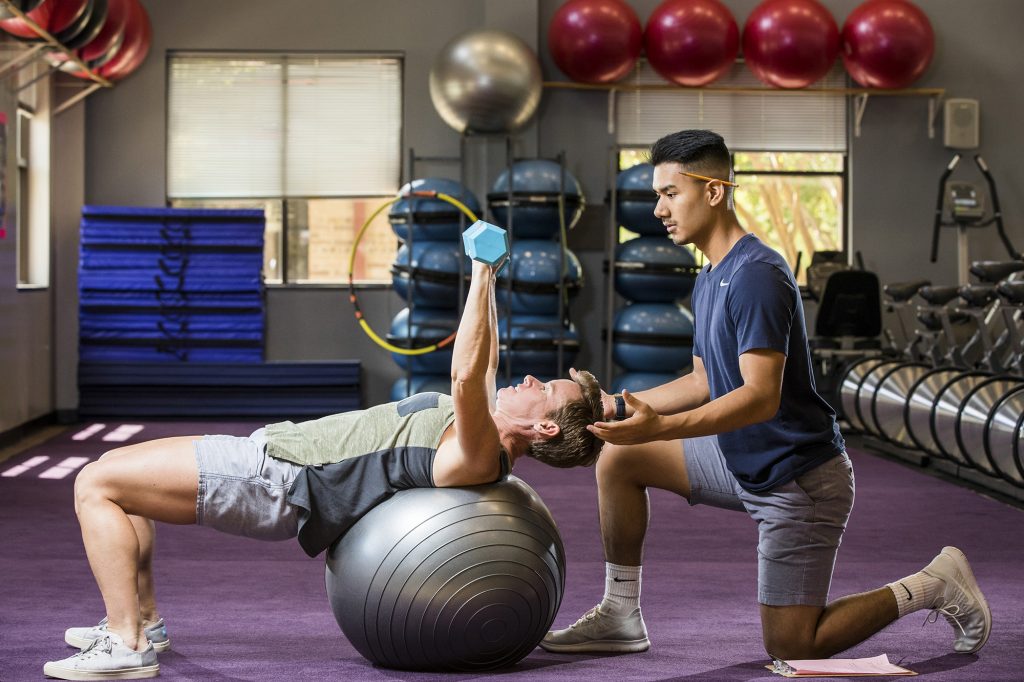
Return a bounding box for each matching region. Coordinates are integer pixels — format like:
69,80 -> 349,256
347,190 -> 478,356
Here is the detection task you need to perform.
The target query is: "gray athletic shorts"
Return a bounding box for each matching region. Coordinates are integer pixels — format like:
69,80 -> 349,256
193,428 -> 304,541
683,435 -> 855,606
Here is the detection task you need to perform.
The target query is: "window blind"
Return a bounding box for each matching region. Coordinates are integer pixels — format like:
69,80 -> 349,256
616,61 -> 848,152
286,58 -> 401,197
167,54 -> 401,199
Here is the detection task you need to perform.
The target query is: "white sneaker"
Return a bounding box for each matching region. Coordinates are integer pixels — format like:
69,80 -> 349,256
65,617 -> 171,653
540,604 -> 650,653
44,632 -> 159,680
922,546 -> 992,654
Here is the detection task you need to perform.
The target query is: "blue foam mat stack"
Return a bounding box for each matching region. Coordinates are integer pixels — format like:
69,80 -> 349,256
77,206 -> 362,418
78,205 -> 266,363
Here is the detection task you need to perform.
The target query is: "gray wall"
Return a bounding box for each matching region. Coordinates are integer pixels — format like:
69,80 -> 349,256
0,76 -> 57,434
13,0 -> 1022,427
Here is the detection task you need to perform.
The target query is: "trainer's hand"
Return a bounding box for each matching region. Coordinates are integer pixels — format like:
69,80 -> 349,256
586,390 -> 665,444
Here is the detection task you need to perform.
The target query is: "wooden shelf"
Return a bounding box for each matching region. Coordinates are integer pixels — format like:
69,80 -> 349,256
543,80 -> 946,138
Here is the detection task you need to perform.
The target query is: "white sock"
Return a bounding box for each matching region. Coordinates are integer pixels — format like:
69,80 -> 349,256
601,562 -> 641,615
887,571 -> 944,618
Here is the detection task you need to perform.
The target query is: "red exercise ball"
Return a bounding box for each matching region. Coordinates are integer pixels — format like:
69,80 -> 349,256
548,0 -> 643,84
842,0 -> 934,89
645,0 -> 739,87
742,0 -> 840,89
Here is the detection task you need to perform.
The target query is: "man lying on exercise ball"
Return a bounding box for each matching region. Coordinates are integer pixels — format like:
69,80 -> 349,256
44,255 -> 604,680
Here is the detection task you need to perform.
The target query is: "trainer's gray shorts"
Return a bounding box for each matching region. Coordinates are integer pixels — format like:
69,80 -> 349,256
683,435 -> 855,607
193,428 -> 304,541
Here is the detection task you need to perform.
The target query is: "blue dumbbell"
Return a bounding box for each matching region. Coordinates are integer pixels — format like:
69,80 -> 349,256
463,220 -> 510,266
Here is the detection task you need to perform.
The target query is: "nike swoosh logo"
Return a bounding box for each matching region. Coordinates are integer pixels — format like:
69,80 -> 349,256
612,577 -> 636,582
719,281 -> 729,287
900,582 -> 913,601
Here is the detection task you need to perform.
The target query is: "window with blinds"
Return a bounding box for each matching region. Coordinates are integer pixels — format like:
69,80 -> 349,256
616,62 -> 848,282
616,61 -> 847,151
167,53 -> 402,284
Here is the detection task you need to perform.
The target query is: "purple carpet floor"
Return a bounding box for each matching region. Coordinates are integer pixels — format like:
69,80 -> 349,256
1,421 -> 1022,681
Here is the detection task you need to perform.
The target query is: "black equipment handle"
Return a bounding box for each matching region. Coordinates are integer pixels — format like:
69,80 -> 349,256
931,154 -> 961,263
974,155 -> 1021,260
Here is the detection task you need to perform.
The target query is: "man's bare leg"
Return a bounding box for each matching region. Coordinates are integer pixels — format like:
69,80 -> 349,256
760,591 -> 898,660
73,437 -> 201,651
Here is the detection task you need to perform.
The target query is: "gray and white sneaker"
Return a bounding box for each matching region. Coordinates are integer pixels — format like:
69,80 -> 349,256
65,617 -> 170,653
540,604 -> 650,653
44,632 -> 159,680
922,546 -> 992,653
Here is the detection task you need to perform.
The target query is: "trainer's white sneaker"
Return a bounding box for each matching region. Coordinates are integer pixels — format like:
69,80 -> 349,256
44,632 -> 159,680
540,604 -> 650,653
922,546 -> 992,654
65,617 -> 171,653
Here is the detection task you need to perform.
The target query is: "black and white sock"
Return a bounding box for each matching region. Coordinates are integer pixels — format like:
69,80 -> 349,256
601,562 -> 641,615
887,571 -> 944,618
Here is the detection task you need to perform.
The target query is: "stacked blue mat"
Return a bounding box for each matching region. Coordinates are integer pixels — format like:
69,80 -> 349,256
78,205 -> 265,362
77,206 -> 362,417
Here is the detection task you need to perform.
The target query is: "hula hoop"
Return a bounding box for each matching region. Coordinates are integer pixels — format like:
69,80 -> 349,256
348,190 -> 478,355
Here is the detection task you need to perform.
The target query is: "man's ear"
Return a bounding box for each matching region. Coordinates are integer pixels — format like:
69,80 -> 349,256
707,182 -> 727,207
533,420 -> 560,439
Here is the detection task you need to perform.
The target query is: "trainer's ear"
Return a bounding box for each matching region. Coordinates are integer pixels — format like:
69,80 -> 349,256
707,181 -> 727,207
533,420 -> 560,439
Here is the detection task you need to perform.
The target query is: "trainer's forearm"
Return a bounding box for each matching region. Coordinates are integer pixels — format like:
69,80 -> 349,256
632,372 -> 710,416
658,384 -> 778,440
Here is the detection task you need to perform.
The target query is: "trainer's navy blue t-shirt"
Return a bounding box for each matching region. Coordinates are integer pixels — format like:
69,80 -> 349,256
691,233 -> 844,492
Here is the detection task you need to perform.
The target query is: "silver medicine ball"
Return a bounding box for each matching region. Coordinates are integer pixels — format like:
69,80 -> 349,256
325,475 -> 565,671
429,29 -> 543,134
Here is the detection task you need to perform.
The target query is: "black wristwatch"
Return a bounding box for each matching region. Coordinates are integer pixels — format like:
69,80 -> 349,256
614,394 -> 626,421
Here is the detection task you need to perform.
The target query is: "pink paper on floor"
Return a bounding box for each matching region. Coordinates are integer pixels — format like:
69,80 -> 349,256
771,654 -> 916,677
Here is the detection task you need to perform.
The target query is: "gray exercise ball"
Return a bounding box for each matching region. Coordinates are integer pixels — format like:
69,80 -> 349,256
429,29 -> 543,134
325,475 -> 565,671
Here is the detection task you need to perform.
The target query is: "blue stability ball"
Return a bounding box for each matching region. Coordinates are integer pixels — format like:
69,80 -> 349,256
613,302 -> 695,372
488,159 -> 585,239
389,178 -> 482,242
497,314 -> 580,376
387,307 -> 457,373
390,375 -> 452,401
496,240 -> 582,315
326,476 -> 565,671
613,371 -> 680,394
616,163 -> 663,236
392,241 -> 470,308
615,237 -> 699,303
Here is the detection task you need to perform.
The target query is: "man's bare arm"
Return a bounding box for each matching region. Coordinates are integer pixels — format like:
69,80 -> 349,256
590,350 -> 783,444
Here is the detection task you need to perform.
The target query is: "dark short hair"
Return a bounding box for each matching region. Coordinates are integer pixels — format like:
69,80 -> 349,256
528,370 -> 604,469
650,129 -> 731,174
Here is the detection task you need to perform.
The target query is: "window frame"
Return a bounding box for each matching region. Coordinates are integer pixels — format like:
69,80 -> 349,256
730,149 -> 849,271
164,50 -> 405,288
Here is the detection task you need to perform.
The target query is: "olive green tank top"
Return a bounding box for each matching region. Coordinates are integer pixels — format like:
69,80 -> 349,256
264,392 -> 457,466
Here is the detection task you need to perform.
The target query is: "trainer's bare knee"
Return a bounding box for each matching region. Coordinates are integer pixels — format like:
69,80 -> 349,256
764,633 -> 818,661
596,444 -> 638,483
